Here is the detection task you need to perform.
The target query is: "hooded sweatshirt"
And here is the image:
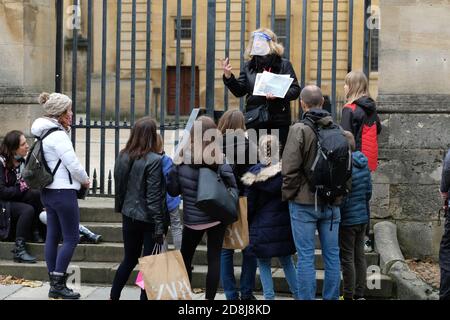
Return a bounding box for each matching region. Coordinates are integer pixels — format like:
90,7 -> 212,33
31,117 -> 89,190
341,96 -> 382,171
340,151 -> 372,227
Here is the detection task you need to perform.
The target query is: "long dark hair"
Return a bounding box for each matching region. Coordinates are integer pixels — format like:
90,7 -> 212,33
121,117 -> 158,160
0,130 -> 24,170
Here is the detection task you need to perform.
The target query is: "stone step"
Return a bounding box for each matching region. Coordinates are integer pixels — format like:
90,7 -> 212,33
79,222 -> 324,249
79,199 -> 121,223
0,243 -> 380,269
0,260 -> 394,299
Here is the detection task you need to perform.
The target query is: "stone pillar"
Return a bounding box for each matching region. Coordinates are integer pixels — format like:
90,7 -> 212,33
373,0 -> 450,260
0,0 -> 56,138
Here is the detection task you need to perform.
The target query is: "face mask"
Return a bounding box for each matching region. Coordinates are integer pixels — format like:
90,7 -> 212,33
14,155 -> 24,161
251,32 -> 272,57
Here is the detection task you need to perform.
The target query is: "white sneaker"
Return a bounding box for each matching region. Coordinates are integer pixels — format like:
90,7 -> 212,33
364,239 -> 373,253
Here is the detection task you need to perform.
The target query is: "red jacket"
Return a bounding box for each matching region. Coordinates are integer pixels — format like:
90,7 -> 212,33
341,97 -> 382,172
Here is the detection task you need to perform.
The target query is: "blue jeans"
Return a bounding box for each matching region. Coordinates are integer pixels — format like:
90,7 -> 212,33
258,256 -> 299,300
220,248 -> 257,300
289,202 -> 341,300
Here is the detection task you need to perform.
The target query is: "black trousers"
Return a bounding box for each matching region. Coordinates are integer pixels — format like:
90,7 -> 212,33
110,215 -> 156,300
9,190 -> 44,240
339,224 -> 368,299
181,223 -> 227,300
440,216 -> 450,300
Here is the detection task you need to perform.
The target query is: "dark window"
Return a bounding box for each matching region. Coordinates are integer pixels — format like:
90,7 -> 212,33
174,19 -> 192,40
370,28 -> 379,72
273,18 -> 287,49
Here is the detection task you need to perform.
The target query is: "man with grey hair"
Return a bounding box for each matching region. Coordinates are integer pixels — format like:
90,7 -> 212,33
282,85 -> 345,300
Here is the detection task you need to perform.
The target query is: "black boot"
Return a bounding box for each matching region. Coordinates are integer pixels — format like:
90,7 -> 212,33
32,229 -> 44,243
79,225 -> 102,244
48,273 -> 81,300
12,238 -> 37,264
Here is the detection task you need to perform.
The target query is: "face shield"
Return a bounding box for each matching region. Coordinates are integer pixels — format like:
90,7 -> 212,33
250,32 -> 272,57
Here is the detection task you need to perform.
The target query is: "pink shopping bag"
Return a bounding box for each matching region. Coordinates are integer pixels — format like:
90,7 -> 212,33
135,272 -> 145,290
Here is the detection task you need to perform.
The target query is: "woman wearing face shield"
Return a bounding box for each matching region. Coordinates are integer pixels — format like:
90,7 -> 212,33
222,28 -> 301,151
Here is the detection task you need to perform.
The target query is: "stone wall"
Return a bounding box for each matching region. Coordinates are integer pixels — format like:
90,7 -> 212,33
0,0 -> 54,138
373,0 -> 450,260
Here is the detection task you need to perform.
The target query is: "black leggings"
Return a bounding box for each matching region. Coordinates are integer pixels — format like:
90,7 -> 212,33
110,215 -> 157,301
181,223 -> 227,300
9,190 -> 43,240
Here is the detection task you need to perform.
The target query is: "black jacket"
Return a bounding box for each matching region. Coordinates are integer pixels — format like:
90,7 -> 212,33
114,152 -> 168,236
223,54 -> 301,127
221,132 -> 258,196
167,163 -> 238,226
442,149 -> 450,194
0,156 -> 24,201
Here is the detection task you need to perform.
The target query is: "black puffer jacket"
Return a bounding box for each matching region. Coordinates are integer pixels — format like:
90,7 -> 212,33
223,54 -> 301,127
221,132 -> 258,196
114,152 -> 169,236
167,163 -> 238,226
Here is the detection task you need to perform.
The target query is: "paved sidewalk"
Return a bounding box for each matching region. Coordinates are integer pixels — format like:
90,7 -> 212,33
0,283 -> 294,300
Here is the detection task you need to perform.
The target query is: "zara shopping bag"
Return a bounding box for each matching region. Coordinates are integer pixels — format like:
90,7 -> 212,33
223,197 -> 249,250
138,245 -> 193,300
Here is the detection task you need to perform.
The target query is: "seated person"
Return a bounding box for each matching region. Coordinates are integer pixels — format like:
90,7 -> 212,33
0,131 -> 44,263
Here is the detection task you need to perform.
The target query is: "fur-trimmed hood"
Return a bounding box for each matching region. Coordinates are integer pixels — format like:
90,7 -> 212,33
241,162 -> 282,186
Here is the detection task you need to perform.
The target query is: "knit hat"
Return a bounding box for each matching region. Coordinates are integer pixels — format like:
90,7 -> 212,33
38,92 -> 72,117
259,135 -> 280,166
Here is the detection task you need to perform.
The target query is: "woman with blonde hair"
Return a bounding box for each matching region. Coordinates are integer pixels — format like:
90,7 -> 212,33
341,71 -> 382,253
222,28 -> 301,150
31,92 -> 90,300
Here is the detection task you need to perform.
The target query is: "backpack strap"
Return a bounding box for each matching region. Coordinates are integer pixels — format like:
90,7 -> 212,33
40,128 -> 64,178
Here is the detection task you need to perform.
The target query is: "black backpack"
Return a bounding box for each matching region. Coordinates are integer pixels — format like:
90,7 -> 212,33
22,128 -> 63,190
303,119 -> 352,205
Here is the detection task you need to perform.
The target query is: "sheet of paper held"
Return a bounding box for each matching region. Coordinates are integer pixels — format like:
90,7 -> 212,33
253,71 -> 294,99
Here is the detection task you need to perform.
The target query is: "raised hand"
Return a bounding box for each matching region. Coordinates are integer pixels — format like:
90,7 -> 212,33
222,58 -> 233,79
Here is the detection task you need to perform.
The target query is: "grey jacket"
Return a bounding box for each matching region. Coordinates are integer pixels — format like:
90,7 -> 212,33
441,149 -> 450,193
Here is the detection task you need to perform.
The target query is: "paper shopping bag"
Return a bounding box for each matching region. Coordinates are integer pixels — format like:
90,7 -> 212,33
138,250 -> 193,300
223,197 -> 249,250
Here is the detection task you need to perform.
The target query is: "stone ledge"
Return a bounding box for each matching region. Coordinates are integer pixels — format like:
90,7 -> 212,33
378,94 -> 450,113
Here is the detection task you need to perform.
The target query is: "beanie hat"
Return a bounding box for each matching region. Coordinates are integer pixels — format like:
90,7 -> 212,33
259,135 -> 280,166
38,92 -> 72,117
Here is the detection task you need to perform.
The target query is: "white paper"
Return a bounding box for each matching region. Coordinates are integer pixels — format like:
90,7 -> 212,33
253,71 -> 294,99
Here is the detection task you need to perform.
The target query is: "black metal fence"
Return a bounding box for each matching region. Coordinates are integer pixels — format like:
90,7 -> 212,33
55,0 -> 371,197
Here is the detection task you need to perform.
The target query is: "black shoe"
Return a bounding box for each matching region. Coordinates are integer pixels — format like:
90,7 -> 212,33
48,273 -> 80,300
12,238 -> 36,264
241,295 -> 257,301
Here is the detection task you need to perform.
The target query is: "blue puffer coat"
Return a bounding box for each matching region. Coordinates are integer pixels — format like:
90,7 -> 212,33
242,162 -> 296,259
340,151 -> 372,227
161,154 -> 181,213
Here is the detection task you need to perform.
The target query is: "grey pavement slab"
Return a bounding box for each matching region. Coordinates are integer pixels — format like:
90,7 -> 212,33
0,284 -> 22,300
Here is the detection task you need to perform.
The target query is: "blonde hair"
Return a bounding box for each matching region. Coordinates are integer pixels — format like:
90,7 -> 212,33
218,110 -> 246,134
345,71 -> 371,103
259,135 -> 280,166
244,28 -> 284,60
